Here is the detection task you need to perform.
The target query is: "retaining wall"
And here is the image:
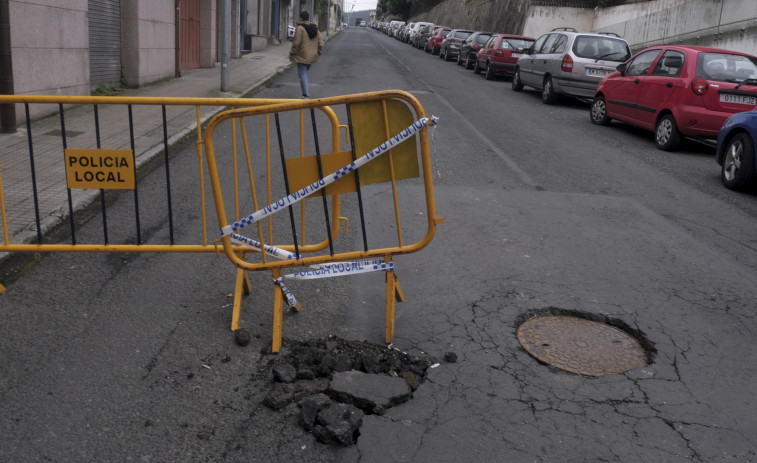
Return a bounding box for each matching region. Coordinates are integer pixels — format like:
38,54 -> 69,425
410,0 -> 757,55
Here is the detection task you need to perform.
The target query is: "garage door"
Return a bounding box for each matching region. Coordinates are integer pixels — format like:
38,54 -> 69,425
89,0 -> 122,89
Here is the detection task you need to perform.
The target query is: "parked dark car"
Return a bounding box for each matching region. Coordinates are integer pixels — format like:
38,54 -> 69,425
591,44 -> 757,150
439,29 -> 474,61
425,27 -> 452,55
457,31 -> 494,69
716,109 -> 757,190
474,34 -> 535,79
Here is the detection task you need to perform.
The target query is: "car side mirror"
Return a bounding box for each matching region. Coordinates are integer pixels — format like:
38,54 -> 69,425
617,62 -> 627,76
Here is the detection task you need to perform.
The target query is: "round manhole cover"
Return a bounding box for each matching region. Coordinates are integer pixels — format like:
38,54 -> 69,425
517,315 -> 647,376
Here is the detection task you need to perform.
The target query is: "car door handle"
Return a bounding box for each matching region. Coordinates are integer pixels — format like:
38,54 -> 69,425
634,79 -> 641,84
666,82 -> 673,88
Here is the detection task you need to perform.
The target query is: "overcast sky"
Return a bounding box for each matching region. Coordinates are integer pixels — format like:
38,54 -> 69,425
345,0 -> 377,12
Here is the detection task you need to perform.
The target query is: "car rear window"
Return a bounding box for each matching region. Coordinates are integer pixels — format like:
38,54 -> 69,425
697,52 -> 757,83
454,31 -> 472,39
574,36 -> 631,61
441,30 -> 451,38
502,38 -> 534,51
477,34 -> 492,45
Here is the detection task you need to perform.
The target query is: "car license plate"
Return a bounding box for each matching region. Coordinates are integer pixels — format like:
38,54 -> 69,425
587,68 -> 610,77
720,93 -> 757,105
512,53 -> 522,58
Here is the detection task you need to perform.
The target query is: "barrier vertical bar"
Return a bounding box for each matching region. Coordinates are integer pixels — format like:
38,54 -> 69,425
345,104 -> 369,252
127,105 -> 143,245
93,104 -> 109,244
309,107 -> 334,256
59,103 -> 76,245
274,112 -> 300,259
161,105 -> 174,244
194,106 -> 208,246
381,99 -> 404,247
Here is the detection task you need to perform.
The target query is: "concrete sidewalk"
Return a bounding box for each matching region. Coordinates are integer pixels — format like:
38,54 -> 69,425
0,41 -> 294,257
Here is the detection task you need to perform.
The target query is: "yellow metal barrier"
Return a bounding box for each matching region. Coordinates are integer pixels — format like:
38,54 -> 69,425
203,90 -> 443,352
0,91 -> 442,351
0,95 -> 344,304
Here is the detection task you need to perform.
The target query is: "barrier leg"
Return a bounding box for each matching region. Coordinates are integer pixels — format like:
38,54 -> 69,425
385,267 -> 404,344
230,267 -> 252,331
272,269 -> 285,353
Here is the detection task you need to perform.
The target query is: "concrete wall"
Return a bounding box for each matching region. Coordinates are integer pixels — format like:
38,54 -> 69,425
9,0 -> 89,96
121,0 -> 176,88
412,0 -> 757,56
528,0 -> 757,55
594,0 -> 757,54
522,6 -> 594,37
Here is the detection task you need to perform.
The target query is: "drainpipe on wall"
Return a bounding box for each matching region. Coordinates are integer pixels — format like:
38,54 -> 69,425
0,0 -> 16,133
175,0 -> 181,78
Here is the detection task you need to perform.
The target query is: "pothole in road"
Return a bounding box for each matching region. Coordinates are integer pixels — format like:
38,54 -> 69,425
255,335 -> 440,446
516,307 -> 654,377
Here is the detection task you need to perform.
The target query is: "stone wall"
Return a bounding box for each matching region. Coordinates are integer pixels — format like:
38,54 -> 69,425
409,0 -> 532,35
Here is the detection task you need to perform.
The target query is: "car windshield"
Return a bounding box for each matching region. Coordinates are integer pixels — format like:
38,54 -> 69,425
502,38 -> 534,51
574,36 -> 631,61
698,52 -> 757,83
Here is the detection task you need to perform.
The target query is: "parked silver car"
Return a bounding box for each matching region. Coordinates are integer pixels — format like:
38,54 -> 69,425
512,27 -> 631,104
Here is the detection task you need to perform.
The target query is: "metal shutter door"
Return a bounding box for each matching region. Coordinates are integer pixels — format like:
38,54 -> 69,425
89,0 -> 122,90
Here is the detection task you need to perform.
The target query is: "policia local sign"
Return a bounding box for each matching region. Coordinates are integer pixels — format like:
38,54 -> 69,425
64,149 -> 135,190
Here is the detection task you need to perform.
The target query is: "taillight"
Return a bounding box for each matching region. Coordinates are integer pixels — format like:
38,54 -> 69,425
561,54 -> 573,72
494,50 -> 504,57
691,77 -> 709,95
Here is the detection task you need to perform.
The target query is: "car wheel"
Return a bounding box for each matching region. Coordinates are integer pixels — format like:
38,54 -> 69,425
590,96 -> 611,126
473,60 -> 482,74
433,45 -> 439,55
485,62 -> 495,80
542,76 -> 557,104
512,69 -> 523,91
721,132 -> 756,190
655,114 -> 682,151
465,55 -> 473,70
456,53 -> 463,66
424,43 -> 430,53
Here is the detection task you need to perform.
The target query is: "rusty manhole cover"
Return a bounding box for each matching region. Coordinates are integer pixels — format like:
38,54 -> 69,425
517,315 -> 647,376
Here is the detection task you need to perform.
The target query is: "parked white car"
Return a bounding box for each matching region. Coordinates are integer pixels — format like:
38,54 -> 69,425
408,21 -> 434,44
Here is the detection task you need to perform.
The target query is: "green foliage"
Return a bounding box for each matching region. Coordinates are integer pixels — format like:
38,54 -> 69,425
314,0 -> 332,14
90,84 -> 123,96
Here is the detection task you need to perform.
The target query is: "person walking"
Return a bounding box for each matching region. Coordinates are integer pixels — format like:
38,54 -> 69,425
289,10 -> 324,99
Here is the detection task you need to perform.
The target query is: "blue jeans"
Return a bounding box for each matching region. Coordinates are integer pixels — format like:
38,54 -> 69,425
297,63 -> 311,97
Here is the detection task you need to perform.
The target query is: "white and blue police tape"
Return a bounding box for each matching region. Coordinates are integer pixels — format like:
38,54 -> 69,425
229,233 -> 298,260
273,259 -> 396,308
220,116 -> 439,238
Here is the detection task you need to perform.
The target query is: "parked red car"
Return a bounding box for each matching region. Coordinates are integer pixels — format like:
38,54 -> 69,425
474,34 -> 535,80
425,27 -> 452,55
591,45 -> 757,150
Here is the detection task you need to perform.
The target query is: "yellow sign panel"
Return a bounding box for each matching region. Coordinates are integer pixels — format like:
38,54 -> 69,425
64,149 -> 136,190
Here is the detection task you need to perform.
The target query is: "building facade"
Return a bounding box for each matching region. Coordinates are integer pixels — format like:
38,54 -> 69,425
1,0 -> 309,107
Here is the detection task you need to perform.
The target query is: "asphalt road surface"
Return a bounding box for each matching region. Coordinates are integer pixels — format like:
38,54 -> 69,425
2,27 -> 757,462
